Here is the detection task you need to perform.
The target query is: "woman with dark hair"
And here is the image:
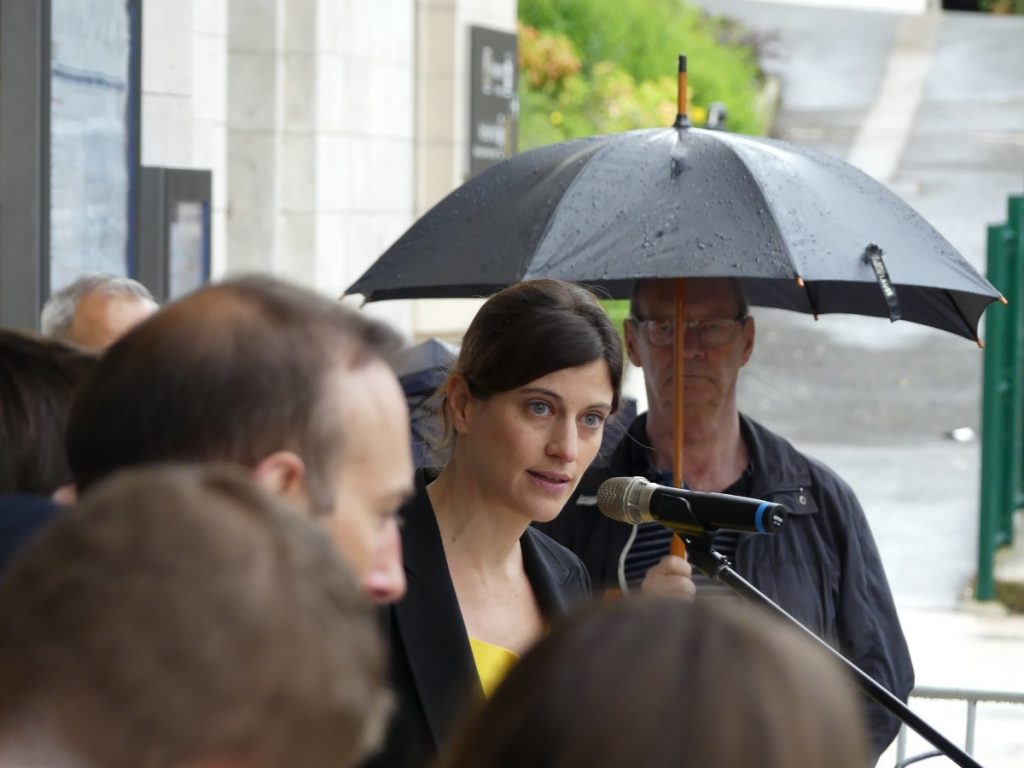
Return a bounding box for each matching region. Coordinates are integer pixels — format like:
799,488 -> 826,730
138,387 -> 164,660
0,329 -> 97,496
0,329 -> 97,572
372,279 -> 623,768
444,596 -> 869,768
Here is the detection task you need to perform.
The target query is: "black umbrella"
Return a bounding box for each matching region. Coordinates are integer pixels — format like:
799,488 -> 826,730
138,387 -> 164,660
347,127 -> 1001,342
351,55 -> 1002,493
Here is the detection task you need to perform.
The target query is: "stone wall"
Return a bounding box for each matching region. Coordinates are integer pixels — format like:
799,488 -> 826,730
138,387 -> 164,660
140,0 -> 516,338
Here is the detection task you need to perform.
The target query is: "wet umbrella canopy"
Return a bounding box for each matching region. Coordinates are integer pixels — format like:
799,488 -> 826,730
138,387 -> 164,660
347,126 -> 1000,341
349,51 -> 1002,538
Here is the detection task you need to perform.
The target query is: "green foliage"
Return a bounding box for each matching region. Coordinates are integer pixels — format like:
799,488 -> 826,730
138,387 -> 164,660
518,0 -> 766,150
980,0 -> 1024,12
521,0 -> 700,82
601,298 -> 631,345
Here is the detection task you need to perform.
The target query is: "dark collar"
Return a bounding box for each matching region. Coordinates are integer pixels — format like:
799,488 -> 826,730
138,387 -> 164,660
521,526 -> 577,616
392,472 -> 478,750
738,414 -> 814,499
615,413 -> 813,498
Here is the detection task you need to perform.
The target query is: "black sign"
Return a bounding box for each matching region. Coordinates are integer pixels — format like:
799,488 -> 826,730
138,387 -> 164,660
469,26 -> 518,177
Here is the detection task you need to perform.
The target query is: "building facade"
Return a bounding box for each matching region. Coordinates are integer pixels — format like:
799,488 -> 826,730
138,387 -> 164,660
0,0 -> 516,337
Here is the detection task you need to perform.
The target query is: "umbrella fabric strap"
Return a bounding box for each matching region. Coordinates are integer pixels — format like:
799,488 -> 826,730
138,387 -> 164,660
864,244 -> 902,322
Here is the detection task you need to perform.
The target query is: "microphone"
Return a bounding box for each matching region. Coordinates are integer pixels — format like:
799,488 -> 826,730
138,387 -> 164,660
596,476 -> 786,536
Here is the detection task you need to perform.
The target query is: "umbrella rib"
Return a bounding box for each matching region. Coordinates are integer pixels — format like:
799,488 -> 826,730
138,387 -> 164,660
715,135 -> 802,284
524,132 -> 641,280
796,275 -> 820,319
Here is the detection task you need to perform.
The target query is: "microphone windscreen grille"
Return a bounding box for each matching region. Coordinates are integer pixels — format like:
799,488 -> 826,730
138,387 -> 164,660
596,477 -> 633,522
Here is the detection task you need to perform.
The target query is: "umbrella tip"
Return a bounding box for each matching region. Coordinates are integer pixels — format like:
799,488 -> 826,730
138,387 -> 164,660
1000,295 -> 1009,305
673,52 -> 690,129
813,313 -> 819,321
977,337 -> 985,349
796,276 -> 806,288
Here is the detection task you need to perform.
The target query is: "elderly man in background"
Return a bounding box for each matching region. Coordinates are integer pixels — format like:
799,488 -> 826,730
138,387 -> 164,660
41,274 -> 158,350
541,277 -> 914,762
0,464 -> 390,768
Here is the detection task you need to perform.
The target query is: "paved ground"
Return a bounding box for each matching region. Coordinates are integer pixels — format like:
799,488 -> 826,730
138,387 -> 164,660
653,2 -> 1024,764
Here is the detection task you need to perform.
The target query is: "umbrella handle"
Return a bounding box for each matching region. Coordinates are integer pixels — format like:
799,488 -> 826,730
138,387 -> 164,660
670,533 -> 687,559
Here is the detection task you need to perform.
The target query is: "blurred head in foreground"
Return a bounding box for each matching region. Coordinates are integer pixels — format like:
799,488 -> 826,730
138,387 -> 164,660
444,596 -> 867,768
0,464 -> 390,768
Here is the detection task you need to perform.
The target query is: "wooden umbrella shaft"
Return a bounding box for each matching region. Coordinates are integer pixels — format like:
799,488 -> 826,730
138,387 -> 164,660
671,55 -> 689,558
673,278 -> 685,487
671,279 -> 687,558
674,54 -> 689,129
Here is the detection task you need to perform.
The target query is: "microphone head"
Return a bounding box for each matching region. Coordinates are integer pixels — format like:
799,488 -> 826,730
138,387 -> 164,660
596,476 -> 649,525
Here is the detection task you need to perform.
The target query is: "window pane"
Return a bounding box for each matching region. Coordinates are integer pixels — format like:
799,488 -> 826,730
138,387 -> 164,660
169,201 -> 209,299
49,0 -> 133,291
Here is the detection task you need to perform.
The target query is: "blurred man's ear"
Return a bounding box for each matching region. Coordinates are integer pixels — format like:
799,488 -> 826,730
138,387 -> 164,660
252,451 -> 310,512
739,316 -> 756,367
52,484 -> 77,505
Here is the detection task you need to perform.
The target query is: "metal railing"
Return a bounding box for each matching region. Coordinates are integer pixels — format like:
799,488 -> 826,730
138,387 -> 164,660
895,685 -> 1024,767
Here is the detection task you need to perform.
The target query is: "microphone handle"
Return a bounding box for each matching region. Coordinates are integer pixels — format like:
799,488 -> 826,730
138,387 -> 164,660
670,533 -> 687,558
651,493 -> 783,534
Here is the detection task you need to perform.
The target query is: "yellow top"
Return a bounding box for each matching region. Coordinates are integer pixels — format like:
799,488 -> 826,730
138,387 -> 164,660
469,636 -> 519,698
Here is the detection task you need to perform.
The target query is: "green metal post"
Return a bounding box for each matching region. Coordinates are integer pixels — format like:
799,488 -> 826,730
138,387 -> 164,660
978,223 -> 1013,600
1010,197 -> 1024,529
1000,198 -> 1024,546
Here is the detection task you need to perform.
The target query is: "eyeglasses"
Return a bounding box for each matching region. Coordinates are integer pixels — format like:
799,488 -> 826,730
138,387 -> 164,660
629,314 -> 748,348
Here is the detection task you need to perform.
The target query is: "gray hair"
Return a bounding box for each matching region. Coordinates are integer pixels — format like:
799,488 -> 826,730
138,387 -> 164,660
629,278 -> 749,319
41,274 -> 156,341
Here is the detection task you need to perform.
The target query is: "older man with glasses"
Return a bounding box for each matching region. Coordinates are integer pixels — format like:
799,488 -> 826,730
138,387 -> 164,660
538,277 -> 914,764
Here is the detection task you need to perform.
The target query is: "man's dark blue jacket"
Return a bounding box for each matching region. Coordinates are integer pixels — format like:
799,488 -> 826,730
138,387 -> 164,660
0,494 -> 61,574
538,413 -> 915,762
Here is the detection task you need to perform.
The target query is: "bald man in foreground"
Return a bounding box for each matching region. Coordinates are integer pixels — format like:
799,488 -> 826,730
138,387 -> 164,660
66,275 -> 414,604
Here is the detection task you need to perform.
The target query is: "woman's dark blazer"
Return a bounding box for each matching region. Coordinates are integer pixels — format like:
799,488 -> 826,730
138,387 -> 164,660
369,472 -> 591,768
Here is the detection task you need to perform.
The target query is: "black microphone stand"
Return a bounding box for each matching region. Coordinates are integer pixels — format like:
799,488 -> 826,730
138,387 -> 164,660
684,534 -> 983,768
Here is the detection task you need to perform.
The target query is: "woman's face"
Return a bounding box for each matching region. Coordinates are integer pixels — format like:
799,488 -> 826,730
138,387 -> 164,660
454,358 -> 614,523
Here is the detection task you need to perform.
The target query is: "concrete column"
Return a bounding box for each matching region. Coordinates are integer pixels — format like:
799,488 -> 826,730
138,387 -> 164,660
323,0 -> 416,338
192,0 -> 230,275
227,0 -> 282,275
224,0 -> 416,336
277,0 -> 318,287
411,0 -> 516,341
142,0 -> 194,168
142,0 -> 229,276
